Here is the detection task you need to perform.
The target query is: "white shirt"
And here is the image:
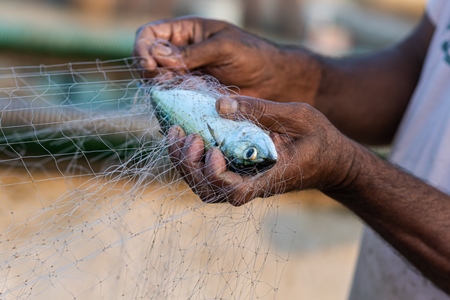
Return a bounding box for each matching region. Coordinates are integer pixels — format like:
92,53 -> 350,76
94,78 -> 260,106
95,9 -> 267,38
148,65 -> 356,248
349,0 -> 450,298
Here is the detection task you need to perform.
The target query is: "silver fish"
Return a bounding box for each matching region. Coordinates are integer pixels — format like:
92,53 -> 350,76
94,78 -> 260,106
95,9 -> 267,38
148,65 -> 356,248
149,88 -> 278,173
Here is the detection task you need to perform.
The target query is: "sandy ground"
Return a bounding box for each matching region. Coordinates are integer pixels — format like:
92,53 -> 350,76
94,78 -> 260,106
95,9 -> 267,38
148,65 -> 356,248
0,168 -> 363,299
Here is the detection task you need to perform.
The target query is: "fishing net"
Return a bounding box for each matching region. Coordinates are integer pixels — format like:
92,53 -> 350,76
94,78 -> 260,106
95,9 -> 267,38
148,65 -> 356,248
0,55 -> 298,299
0,42 -> 362,298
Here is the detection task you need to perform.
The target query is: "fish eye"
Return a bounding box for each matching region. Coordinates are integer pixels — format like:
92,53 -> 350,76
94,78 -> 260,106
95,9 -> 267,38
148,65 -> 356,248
244,147 -> 258,160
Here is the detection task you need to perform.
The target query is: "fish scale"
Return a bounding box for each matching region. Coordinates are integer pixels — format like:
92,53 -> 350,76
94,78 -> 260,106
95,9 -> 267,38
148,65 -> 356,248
150,88 -> 278,172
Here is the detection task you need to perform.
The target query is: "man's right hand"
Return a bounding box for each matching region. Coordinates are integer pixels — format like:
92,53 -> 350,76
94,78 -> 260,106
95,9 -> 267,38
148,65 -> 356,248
133,17 -> 321,103
167,95 -> 355,206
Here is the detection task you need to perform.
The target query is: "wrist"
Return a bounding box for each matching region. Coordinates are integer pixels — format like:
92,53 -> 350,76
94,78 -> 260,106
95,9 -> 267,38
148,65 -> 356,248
322,136 -> 382,205
322,136 -> 364,196
269,45 -> 322,105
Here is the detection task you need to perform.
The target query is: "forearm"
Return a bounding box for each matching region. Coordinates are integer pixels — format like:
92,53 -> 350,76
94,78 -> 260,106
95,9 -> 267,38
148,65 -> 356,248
326,141 -> 450,294
314,41 -> 427,145
274,15 -> 433,145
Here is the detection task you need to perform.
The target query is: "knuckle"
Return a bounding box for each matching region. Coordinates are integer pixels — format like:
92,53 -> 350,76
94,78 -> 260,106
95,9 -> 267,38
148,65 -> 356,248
293,102 -> 312,114
237,97 -> 270,124
301,102 -> 318,117
252,100 -> 269,119
288,102 -> 317,124
236,98 -> 257,116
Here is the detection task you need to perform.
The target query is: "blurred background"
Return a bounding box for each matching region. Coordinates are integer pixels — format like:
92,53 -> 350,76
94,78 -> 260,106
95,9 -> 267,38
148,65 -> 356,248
0,0 -> 426,299
0,0 -> 425,66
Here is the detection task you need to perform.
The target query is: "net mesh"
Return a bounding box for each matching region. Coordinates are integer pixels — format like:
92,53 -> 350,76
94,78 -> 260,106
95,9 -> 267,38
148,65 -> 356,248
0,58 -> 294,299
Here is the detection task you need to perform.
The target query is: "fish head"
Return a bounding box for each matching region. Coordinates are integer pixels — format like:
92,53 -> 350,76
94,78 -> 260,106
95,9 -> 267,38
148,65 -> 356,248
222,131 -> 278,174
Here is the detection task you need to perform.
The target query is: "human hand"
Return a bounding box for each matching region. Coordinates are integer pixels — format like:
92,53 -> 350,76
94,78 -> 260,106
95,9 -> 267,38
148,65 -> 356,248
167,96 -> 356,206
134,17 -> 320,103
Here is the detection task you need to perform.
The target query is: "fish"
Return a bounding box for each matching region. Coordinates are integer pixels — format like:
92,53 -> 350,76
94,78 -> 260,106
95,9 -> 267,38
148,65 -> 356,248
149,88 -> 278,173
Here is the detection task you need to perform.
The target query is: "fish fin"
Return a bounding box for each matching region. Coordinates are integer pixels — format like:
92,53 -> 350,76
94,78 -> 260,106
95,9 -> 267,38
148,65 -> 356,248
207,123 -> 222,148
220,137 -> 227,149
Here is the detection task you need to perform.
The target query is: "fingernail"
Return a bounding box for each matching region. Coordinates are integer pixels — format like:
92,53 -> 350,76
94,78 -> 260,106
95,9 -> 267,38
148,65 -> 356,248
139,59 -> 148,69
154,43 -> 173,56
205,149 -> 212,163
217,97 -> 238,115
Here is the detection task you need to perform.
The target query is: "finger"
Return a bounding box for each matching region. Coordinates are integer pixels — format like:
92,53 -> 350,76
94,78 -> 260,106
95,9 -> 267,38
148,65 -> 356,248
133,37 -> 158,71
216,96 -> 304,134
176,133 -> 204,182
135,18 -> 231,75
148,18 -> 196,47
147,36 -> 230,72
167,127 -> 228,203
216,96 -> 280,130
134,23 -> 176,74
203,148 -> 236,186
134,18 -> 200,70
203,148 -> 241,204
203,148 -> 261,206
149,42 -> 188,72
179,37 -> 228,70
134,39 -> 184,77
175,134 -> 218,198
151,18 -> 230,71
199,149 -> 230,203
167,126 -> 186,165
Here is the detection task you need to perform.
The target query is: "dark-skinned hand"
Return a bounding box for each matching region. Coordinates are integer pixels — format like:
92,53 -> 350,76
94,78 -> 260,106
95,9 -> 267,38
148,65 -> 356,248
134,17 -> 320,104
167,96 -> 355,206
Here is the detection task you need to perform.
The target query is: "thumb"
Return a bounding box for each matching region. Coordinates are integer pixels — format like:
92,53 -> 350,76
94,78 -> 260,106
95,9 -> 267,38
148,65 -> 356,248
150,42 -> 187,71
179,38 -> 226,70
150,38 -> 225,72
216,96 -> 288,132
